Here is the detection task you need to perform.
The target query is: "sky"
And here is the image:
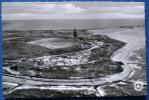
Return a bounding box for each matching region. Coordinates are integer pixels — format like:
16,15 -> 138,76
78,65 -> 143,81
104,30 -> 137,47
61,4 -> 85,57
2,2 -> 145,20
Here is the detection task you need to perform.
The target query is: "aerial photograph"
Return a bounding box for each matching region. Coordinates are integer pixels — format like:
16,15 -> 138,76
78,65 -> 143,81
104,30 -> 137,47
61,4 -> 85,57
2,2 -> 147,98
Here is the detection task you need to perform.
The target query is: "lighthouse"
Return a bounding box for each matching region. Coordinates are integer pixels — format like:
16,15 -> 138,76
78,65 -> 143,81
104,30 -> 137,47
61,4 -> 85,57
73,27 -> 77,39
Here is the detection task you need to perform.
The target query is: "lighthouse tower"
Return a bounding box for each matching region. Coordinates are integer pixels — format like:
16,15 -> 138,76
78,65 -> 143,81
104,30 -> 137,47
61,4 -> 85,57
73,27 -> 77,39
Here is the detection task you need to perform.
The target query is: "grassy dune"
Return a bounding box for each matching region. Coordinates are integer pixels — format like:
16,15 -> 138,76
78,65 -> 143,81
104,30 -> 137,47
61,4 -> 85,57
3,29 -> 125,79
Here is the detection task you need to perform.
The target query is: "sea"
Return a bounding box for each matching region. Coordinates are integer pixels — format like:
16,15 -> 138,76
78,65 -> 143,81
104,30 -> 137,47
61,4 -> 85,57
2,19 -> 144,30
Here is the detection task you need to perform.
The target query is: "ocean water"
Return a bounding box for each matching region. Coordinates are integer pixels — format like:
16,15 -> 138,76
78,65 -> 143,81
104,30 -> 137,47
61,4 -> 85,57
2,19 -> 144,30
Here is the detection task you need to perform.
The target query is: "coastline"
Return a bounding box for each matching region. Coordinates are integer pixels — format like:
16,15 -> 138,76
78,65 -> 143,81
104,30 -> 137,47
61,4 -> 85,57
88,27 -> 146,96
3,27 -> 147,97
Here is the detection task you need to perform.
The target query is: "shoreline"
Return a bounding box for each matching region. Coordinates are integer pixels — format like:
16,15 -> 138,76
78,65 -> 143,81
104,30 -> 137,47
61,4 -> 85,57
3,27 -> 146,97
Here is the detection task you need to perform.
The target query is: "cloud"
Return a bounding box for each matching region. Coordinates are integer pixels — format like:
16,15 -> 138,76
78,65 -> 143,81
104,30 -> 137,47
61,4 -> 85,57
86,6 -> 144,15
2,3 -> 85,14
96,13 -> 144,19
2,2 -> 144,20
44,4 -> 85,13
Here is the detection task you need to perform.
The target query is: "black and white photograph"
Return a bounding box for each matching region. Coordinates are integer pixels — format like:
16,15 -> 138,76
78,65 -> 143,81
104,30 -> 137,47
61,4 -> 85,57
2,2 -> 147,98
